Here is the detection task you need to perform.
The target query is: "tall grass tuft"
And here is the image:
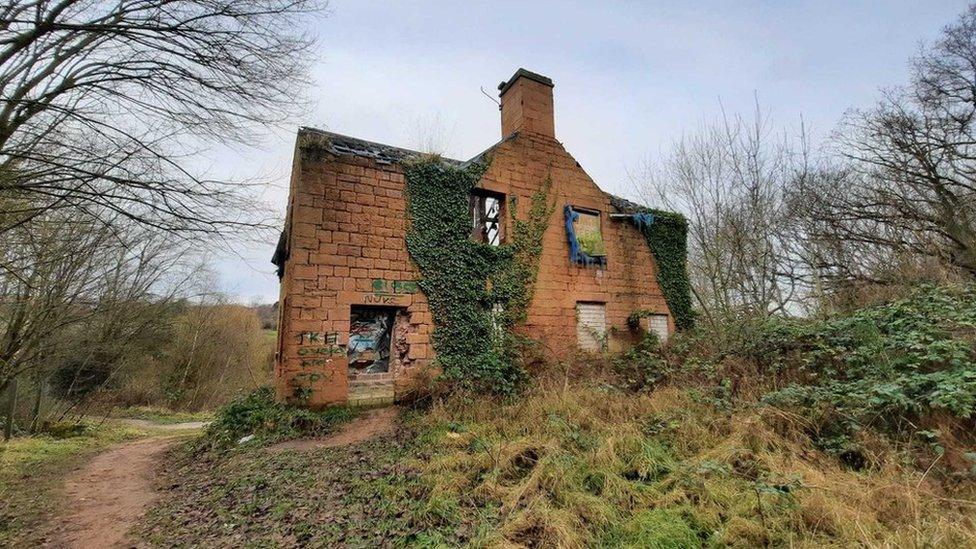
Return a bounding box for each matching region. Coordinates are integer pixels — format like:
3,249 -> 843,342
412,374 -> 976,547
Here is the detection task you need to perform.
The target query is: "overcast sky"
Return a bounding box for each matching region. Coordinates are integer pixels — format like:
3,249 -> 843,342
212,0 -> 972,304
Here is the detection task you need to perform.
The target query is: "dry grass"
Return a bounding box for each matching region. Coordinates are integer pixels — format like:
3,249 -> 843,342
412,369 -> 976,548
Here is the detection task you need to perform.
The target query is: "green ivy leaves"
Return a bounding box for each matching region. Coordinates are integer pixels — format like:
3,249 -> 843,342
403,158 -> 552,394
631,209 -> 695,330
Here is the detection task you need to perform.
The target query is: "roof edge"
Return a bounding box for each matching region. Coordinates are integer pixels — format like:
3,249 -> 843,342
297,127 -> 464,165
607,193 -> 686,222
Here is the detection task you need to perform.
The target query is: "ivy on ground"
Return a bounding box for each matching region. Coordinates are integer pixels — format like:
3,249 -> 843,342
403,157 -> 553,394
631,209 -> 695,330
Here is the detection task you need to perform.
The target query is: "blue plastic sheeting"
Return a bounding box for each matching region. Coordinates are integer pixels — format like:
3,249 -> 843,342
563,205 -> 607,267
629,212 -> 655,231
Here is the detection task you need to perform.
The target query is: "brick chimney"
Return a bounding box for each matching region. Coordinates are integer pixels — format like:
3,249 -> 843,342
498,68 -> 554,138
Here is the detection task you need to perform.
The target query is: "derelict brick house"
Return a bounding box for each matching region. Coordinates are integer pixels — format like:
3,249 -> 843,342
272,69 -> 677,407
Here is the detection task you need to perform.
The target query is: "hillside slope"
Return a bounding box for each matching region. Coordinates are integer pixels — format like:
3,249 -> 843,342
138,285 -> 976,547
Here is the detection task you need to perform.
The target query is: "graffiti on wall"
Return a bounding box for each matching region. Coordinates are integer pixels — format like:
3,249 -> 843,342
290,371 -> 331,384
364,294 -> 399,305
290,331 -> 343,400
372,279 -> 420,295
299,331 -> 339,345
297,331 -> 344,368
298,357 -> 332,368
365,279 -> 419,305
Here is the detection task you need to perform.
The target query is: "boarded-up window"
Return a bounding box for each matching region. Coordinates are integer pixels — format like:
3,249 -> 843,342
348,306 -> 396,373
470,190 -> 504,246
645,314 -> 670,344
573,209 -> 605,257
576,302 -> 606,351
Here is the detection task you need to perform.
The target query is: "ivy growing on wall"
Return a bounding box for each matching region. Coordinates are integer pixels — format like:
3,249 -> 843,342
403,157 -> 553,394
630,209 -> 695,330
493,175 -> 555,327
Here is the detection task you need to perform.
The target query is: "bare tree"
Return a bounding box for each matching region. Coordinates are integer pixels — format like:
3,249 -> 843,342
809,5 -> 976,280
0,199 -> 196,397
632,103 -> 809,323
408,112 -> 457,156
0,0 -> 327,235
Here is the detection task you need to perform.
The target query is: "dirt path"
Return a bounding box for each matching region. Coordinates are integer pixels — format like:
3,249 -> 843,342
268,406 -> 399,452
117,419 -> 209,431
47,423 -> 202,549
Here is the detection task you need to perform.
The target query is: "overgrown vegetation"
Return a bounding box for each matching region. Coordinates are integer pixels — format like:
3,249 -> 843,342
403,158 -> 554,394
140,426 -> 472,547
196,387 -> 355,451
759,285 -> 976,426
2,303 -> 275,440
614,285 -> 976,465
412,380 -> 975,547
738,285 -> 975,463
140,316 -> 976,548
149,305 -> 275,409
407,287 -> 976,545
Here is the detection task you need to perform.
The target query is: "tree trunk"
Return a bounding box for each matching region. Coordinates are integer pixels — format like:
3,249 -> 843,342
4,377 -> 18,441
29,378 -> 43,433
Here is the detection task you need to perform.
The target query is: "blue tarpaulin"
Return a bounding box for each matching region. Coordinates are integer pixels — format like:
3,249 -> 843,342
629,212 -> 655,231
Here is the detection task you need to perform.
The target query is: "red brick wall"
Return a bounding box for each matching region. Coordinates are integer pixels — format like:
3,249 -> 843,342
477,132 -> 670,356
275,144 -> 433,407
501,76 -> 555,138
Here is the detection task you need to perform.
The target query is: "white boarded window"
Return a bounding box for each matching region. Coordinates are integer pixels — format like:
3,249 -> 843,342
576,302 -> 606,351
645,314 -> 670,344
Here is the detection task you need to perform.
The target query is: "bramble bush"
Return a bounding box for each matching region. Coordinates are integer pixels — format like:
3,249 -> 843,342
617,284 -> 976,460
758,285 -> 976,427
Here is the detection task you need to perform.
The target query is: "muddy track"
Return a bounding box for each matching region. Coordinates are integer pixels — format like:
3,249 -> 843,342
46,424 -> 202,548
267,406 -> 399,452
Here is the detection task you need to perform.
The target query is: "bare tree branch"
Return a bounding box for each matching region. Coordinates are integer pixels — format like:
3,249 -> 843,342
0,0 -> 327,235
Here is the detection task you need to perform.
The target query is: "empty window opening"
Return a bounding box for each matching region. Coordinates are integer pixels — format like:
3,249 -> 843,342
564,206 -> 607,267
576,302 -> 607,351
348,306 -> 397,374
573,209 -> 605,257
470,189 -> 505,246
644,314 -> 670,344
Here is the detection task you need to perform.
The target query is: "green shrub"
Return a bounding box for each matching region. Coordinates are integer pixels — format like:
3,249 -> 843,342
200,387 -> 354,449
758,285 -> 976,430
612,332 -> 671,391
635,284 -> 976,462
